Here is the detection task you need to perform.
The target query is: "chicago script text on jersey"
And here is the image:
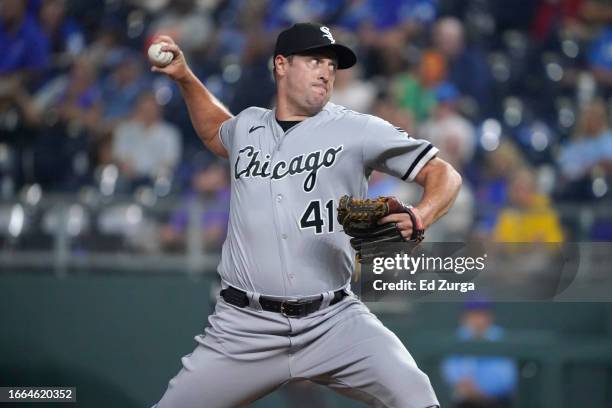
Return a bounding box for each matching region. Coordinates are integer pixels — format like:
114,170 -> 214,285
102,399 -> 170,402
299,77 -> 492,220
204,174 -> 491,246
234,145 -> 344,192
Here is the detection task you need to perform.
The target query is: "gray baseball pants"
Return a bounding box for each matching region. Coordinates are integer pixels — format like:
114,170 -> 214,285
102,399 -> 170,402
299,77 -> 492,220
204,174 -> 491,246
153,294 -> 439,408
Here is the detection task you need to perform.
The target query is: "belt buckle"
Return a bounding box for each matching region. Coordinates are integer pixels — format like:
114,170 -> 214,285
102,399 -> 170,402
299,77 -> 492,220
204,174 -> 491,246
280,300 -> 307,317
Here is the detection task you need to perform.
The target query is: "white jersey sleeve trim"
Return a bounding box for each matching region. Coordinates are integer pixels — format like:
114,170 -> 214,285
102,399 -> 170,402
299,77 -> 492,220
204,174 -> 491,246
401,143 -> 439,181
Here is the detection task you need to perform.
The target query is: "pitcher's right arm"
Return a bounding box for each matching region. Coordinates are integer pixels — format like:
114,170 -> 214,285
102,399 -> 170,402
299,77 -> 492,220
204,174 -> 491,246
150,35 -> 231,158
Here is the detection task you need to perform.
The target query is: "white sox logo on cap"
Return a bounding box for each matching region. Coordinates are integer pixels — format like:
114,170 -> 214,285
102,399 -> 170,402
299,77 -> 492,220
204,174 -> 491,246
320,26 -> 335,44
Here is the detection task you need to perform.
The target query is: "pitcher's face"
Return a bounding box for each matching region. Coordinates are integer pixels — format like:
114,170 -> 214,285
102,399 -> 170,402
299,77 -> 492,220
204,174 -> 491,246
276,50 -> 338,116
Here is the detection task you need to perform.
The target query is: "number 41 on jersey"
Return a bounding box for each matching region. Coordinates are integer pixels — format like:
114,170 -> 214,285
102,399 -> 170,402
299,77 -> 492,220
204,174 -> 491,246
299,200 -> 335,234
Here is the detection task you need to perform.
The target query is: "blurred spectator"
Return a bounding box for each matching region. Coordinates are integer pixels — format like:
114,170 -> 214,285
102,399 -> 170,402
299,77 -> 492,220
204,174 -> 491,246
473,140 -> 527,235
441,301 -> 518,408
579,0 -> 612,25
0,53 -> 101,189
530,0 -> 584,44
20,55 -> 101,129
160,161 -> 230,252
493,166 -> 564,243
264,0 -> 345,29
38,0 -> 85,72
556,99 -> 612,198
1,0 -> 612,248
432,17 -> 493,119
111,92 -> 181,187
370,93 -> 416,136
100,50 -> 150,131
23,56 -> 102,190
84,24 -> 123,70
147,0 -> 213,60
0,0 -> 49,79
588,26 -> 612,93
394,50 -> 446,123
228,26 -> 276,113
329,64 -> 377,112
420,82 -> 476,172
338,0 -> 438,77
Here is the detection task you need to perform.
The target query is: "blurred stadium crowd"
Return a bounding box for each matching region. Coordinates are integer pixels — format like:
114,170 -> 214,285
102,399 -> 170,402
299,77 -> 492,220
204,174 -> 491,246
2,0 -> 612,251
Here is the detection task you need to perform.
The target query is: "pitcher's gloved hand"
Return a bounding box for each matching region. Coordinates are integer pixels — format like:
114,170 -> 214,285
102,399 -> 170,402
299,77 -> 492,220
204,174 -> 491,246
337,195 -> 424,264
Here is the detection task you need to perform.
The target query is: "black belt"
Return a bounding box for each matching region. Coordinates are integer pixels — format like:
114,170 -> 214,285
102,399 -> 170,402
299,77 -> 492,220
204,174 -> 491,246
220,286 -> 347,318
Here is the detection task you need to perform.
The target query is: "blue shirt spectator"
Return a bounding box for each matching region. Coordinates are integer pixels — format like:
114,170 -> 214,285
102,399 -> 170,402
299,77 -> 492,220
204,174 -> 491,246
441,326 -> 518,399
558,131 -> 612,180
433,17 -> 493,119
264,0 -> 345,30
160,162 -> 230,251
588,26 -> 612,71
0,0 -> 49,75
39,0 -> 85,58
441,301 -> 518,406
337,0 -> 437,31
100,50 -> 149,124
558,99 -> 612,181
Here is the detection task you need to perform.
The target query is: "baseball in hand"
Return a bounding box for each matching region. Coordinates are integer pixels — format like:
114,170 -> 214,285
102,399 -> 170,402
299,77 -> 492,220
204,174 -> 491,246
148,42 -> 174,67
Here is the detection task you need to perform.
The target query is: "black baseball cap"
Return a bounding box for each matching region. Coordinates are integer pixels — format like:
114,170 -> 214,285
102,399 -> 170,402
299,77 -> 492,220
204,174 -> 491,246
274,23 -> 357,69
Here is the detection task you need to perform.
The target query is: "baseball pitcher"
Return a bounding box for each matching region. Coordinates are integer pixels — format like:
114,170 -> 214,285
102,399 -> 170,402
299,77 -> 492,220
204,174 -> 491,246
151,23 -> 462,408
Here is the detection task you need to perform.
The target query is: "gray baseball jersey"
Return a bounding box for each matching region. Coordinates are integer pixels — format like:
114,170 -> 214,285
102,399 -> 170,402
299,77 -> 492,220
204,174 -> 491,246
218,102 -> 438,297
153,102 -> 441,408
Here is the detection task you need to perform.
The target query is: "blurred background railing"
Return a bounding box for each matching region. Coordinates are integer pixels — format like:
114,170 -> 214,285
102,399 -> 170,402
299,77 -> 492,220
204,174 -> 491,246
0,193 -> 225,275
1,193 -> 612,276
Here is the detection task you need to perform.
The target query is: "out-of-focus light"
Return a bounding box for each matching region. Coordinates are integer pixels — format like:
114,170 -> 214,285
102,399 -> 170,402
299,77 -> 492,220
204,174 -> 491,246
0,144 -> 9,166
73,151 -> 89,175
470,12 -> 495,35
205,75 -> 223,96
559,107 -> 575,128
531,129 -> 549,152
67,204 -> 88,236
139,0 -> 168,12
126,204 -> 143,225
222,64 -> 242,84
562,40 -> 579,59
481,132 -> 500,151
592,177 -> 608,198
154,176 -> 172,197
481,118 -> 502,151
503,98 -> 523,127
546,63 -> 563,82
127,10 -> 145,39
483,118 -> 501,135
577,72 -> 596,107
489,53 -> 511,82
503,30 -> 528,58
8,204 -> 24,238
135,187 -> 157,207
537,165 -> 556,195
78,186 -> 100,208
100,164 -> 118,196
24,184 -> 42,207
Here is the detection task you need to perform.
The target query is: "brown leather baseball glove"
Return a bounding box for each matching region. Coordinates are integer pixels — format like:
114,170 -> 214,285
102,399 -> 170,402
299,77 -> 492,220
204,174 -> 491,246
337,195 -> 424,264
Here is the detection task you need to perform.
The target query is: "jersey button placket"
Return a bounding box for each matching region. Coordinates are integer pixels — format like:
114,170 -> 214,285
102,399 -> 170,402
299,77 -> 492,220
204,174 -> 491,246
269,123 -> 295,292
